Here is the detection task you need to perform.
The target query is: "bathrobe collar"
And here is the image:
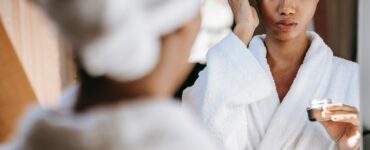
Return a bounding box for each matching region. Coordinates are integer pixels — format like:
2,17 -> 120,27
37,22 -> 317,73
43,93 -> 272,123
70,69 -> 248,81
248,31 -> 334,149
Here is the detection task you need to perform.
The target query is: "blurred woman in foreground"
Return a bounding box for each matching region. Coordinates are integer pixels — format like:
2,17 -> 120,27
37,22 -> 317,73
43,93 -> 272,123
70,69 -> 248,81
1,0 -> 222,150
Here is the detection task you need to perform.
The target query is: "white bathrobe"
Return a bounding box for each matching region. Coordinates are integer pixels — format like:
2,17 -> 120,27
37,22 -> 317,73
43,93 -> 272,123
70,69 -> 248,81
183,32 -> 359,150
1,86 -> 223,150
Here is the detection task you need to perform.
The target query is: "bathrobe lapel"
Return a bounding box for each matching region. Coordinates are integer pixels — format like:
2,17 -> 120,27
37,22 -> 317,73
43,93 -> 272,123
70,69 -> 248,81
250,32 -> 334,149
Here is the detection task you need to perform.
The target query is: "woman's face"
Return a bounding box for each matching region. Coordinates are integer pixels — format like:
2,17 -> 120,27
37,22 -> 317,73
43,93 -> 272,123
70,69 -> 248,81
259,0 -> 319,40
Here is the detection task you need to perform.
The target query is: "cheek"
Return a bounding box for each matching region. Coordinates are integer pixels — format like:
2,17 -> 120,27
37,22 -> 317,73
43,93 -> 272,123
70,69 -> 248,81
297,1 -> 317,26
260,1 -> 276,26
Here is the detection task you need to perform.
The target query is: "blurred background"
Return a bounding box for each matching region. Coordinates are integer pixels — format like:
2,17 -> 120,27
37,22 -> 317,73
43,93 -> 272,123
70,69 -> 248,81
0,0 -> 369,148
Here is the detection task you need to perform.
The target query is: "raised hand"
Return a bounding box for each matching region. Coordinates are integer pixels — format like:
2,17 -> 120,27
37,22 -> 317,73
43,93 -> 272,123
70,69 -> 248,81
228,0 -> 259,44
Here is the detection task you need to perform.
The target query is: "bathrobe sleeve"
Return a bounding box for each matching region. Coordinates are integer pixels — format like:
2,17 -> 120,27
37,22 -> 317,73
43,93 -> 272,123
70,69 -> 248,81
345,63 -> 360,109
183,32 -> 272,117
329,60 -> 360,150
182,33 -> 272,149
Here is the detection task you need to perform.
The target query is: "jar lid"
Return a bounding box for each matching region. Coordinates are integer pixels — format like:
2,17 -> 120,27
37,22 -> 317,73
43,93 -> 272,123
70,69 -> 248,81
309,98 -> 332,109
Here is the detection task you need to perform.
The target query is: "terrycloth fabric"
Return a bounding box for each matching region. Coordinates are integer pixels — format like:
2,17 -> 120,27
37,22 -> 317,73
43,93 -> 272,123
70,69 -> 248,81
183,31 -> 359,150
34,0 -> 201,82
1,88 -> 223,150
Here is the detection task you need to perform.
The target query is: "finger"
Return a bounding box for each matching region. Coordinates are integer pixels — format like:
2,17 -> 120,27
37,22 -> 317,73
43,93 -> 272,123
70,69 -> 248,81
331,114 -> 359,126
322,110 -> 358,119
321,110 -> 333,118
325,103 -> 358,113
325,110 -> 356,115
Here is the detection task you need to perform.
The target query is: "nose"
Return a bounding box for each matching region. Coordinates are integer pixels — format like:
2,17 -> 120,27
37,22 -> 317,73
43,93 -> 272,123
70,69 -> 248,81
278,0 -> 296,16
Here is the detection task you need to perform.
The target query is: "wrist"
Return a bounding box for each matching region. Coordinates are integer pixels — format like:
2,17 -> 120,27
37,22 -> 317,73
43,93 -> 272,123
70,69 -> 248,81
233,23 -> 255,45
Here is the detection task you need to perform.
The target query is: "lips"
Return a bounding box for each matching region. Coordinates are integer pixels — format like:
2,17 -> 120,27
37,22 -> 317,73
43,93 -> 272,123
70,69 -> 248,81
275,20 -> 298,31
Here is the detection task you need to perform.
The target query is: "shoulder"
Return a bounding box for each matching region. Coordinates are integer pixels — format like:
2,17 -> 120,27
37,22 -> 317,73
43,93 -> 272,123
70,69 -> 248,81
5,101 -> 221,150
112,101 -> 222,150
3,105 -> 64,150
330,57 -> 358,83
332,57 -> 358,76
330,57 -> 359,107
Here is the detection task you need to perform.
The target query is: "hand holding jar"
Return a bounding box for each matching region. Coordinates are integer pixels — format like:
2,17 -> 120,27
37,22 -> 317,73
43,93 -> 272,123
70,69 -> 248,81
307,99 -> 361,150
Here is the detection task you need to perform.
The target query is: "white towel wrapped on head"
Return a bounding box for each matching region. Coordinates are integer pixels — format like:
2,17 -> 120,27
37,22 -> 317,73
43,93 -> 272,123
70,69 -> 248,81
34,0 -> 202,82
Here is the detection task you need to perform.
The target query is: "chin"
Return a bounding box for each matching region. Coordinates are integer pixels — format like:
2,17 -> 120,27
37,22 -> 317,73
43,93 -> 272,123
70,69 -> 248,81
272,30 -> 302,41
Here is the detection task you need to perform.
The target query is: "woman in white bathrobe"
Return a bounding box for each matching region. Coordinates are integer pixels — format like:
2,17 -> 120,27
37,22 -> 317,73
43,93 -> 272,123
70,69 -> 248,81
183,0 -> 361,149
0,0 -> 223,150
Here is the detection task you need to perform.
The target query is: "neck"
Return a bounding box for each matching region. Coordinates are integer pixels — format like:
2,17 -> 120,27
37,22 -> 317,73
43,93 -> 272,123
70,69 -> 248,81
74,73 -> 171,113
264,31 -> 310,68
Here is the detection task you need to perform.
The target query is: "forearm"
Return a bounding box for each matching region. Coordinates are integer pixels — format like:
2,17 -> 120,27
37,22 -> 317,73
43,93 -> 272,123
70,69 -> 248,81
233,23 -> 255,45
228,0 -> 259,45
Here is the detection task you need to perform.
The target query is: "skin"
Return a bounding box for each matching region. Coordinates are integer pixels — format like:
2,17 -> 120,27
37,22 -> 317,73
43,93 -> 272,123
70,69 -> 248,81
261,0 -> 313,102
74,13 -> 202,111
228,0 -> 360,149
